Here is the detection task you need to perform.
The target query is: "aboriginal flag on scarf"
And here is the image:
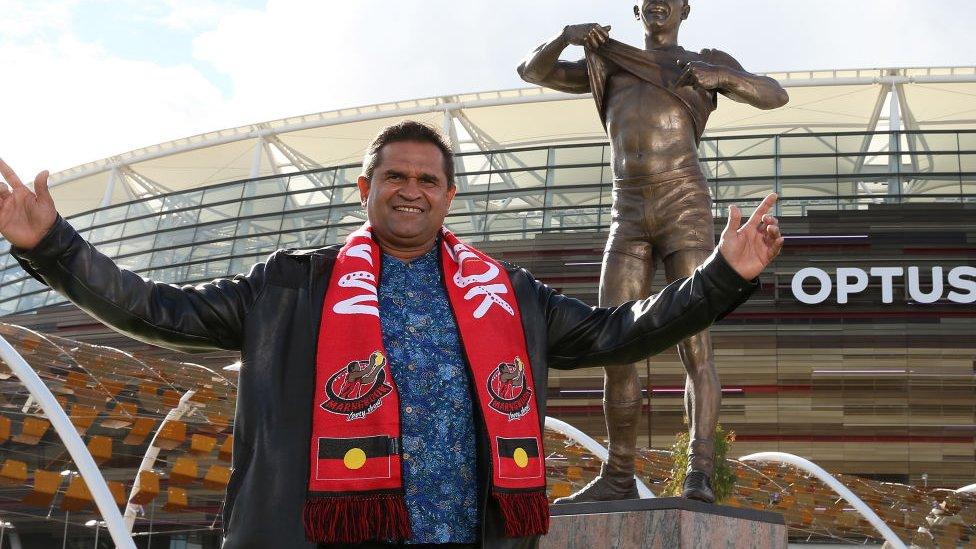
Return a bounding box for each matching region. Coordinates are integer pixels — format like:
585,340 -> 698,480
302,224 -> 549,544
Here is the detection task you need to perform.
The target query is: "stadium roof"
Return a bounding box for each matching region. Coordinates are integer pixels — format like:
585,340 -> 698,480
47,66 -> 976,216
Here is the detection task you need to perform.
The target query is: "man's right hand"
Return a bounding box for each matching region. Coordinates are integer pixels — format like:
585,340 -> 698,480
563,23 -> 610,50
0,159 -> 58,250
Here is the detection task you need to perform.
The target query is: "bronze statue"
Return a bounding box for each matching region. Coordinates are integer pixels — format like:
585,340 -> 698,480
518,0 -> 788,503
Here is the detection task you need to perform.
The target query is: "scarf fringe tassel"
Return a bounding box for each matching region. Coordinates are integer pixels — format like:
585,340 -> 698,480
493,490 -> 550,538
303,494 -> 411,544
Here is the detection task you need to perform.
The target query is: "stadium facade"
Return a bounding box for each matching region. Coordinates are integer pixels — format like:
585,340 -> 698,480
1,67 -> 975,539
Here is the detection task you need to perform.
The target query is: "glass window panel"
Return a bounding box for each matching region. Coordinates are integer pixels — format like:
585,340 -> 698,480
550,167 -> 603,187
147,265 -> 187,282
0,280 -> 24,300
281,210 -> 330,233
904,177 -> 962,197
956,132 -> 976,151
492,149 -> 548,170
121,216 -> 159,237
288,171 -> 334,193
488,169 -> 546,192
698,139 -> 719,160
190,240 -> 233,261
779,135 -> 837,155
713,158 -> 775,179
553,145 -> 604,166
780,155 -> 837,177
444,213 -> 485,236
907,132 -> 959,152
92,204 -> 130,226
150,247 -> 192,268
0,298 -> 17,316
486,190 -> 544,212
837,155 -> 890,176
836,134 -> 875,155
456,153 -> 490,175
329,182 -> 361,207
779,178 -> 837,198
157,208 -> 201,230
155,227 -> 197,249
117,234 -> 156,257
68,213 -> 95,231
202,183 -> 243,205
43,291 -> 65,307
239,195 -> 286,217
21,278 -> 44,294
547,207 -> 603,231
1,266 -> 22,285
162,190 -> 204,210
198,202 -> 241,224
229,256 -> 259,277
484,211 -> 544,239
233,234 -> 280,256
205,259 -> 231,278
715,137 -> 775,158
328,205 -> 366,226
908,152 -> 959,174
244,177 -> 287,198
960,154 -> 976,172
126,198 -> 163,219
335,167 -> 362,187
279,231 -> 312,249
548,187 -> 601,208
194,220 -> 238,243
457,171 -> 490,188
89,223 -> 124,243
17,292 -> 46,311
237,217 -> 282,236
94,241 -> 120,258
185,262 -> 207,281
715,180 -> 774,202
116,253 -> 151,272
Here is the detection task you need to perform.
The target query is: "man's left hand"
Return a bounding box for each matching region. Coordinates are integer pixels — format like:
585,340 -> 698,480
675,61 -> 728,91
718,193 -> 784,280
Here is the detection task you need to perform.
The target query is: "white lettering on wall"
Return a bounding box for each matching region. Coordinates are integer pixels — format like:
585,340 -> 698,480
791,265 -> 976,305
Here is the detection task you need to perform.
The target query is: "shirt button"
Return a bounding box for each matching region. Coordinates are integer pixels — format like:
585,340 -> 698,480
405,406 -> 413,413
403,452 -> 410,460
407,291 -> 415,298
407,364 -> 416,371
408,326 -> 416,334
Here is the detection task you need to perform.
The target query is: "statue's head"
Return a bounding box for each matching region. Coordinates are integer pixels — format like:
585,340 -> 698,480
634,0 -> 690,32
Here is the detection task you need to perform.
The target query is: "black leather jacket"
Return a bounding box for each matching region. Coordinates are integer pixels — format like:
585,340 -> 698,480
13,217 -> 757,548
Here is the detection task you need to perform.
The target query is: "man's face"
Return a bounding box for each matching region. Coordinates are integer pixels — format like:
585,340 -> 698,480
357,140 -> 456,254
641,0 -> 688,32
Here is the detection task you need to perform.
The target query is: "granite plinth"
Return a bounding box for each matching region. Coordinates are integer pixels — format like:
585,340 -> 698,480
542,497 -> 787,549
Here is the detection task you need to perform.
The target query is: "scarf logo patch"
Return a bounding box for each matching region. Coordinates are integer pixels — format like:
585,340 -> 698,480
446,241 -> 514,319
487,357 -> 532,420
320,351 -> 392,420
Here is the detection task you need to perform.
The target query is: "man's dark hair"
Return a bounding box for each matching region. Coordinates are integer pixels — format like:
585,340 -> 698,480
362,121 -> 455,187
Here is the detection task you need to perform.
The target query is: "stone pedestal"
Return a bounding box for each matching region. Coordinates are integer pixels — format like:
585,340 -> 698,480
542,497 -> 787,549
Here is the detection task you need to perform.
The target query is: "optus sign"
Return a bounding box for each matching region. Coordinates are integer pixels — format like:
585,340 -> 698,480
791,266 -> 976,305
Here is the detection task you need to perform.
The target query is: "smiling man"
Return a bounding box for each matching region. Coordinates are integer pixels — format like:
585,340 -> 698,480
518,0 -> 789,504
1,120 -> 782,547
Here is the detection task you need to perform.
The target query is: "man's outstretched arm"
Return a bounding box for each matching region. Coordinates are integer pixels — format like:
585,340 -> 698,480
516,24 -> 609,94
541,194 -> 784,369
0,159 -> 261,353
677,50 -> 789,110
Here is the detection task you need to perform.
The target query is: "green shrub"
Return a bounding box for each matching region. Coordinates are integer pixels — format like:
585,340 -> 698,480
662,425 -> 736,503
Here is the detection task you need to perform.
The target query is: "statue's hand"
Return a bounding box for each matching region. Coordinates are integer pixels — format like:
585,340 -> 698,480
562,23 -> 610,50
675,61 -> 729,91
717,193 -> 784,281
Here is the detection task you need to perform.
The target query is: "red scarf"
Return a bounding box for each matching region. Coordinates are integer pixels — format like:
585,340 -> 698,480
303,224 -> 549,544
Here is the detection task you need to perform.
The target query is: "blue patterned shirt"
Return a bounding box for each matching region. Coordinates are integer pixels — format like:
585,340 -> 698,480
378,246 -> 479,544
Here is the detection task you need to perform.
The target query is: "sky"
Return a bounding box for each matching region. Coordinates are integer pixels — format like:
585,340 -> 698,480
1,0 -> 974,179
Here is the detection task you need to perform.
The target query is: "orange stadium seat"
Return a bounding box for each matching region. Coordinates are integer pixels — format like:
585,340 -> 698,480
153,420 -> 186,450
190,434 -> 217,455
0,460 -> 28,485
0,415 -> 10,443
87,435 -> 112,465
124,417 -> 156,446
162,487 -> 188,512
12,416 -> 50,445
22,469 -> 59,507
61,475 -> 93,511
129,470 -> 160,505
107,480 -> 127,507
169,457 -> 198,485
203,465 -> 231,490
218,436 -> 233,461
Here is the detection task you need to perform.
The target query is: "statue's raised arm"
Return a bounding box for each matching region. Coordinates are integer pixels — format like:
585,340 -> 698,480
516,24 -> 610,94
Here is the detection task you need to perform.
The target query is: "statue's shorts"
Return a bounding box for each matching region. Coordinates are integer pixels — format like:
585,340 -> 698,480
606,164 -> 715,262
